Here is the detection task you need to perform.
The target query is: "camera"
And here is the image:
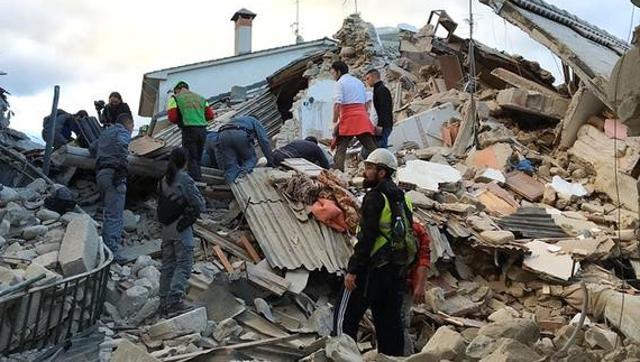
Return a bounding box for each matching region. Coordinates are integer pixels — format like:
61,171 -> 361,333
93,100 -> 105,112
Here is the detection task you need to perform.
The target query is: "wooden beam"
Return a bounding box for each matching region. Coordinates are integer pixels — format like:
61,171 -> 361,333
212,245 -> 234,273
239,234 -> 261,263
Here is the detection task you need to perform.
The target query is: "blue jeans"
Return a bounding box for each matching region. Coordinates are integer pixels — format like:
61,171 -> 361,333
159,225 -> 194,306
96,169 -> 126,258
218,129 -> 257,183
378,127 -> 392,148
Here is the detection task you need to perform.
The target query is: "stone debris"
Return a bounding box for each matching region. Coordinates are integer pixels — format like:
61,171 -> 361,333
3,3 -> 640,361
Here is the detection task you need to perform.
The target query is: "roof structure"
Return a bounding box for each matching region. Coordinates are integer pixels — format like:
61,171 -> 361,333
138,37 -> 337,117
230,168 -> 352,273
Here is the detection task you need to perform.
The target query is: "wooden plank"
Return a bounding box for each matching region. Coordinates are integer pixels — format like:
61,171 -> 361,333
239,235 -> 261,263
213,245 -> 234,272
129,135 -> 166,156
281,158 -> 324,177
245,262 -> 291,296
194,225 -> 252,262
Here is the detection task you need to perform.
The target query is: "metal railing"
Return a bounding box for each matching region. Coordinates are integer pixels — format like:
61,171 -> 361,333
0,244 -> 112,355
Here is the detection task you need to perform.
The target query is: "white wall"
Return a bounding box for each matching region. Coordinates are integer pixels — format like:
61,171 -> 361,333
155,45 -> 328,113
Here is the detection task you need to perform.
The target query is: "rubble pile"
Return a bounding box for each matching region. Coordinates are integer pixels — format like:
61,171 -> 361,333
4,1 -> 640,361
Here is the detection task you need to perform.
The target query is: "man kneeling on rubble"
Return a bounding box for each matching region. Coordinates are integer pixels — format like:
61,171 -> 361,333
272,136 -> 330,169
89,113 -> 134,264
217,114 -> 273,183
333,148 -> 416,356
156,147 -> 205,316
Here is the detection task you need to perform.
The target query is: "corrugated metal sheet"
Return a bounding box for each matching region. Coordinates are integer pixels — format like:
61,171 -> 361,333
230,168 -> 352,273
498,207 -> 568,238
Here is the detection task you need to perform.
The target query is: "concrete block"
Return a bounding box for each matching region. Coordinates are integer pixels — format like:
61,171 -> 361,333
148,307 -> 207,340
24,262 -> 61,286
58,215 -> 99,277
32,251 -> 59,269
497,88 -> 569,120
22,225 -> 48,240
36,208 -> 61,222
111,339 -> 159,362
118,286 -> 149,317
422,326 -> 466,361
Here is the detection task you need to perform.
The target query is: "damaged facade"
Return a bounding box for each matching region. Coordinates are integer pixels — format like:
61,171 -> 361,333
3,1 -> 640,361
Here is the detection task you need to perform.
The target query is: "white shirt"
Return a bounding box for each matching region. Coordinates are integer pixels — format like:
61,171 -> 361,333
333,74 -> 367,104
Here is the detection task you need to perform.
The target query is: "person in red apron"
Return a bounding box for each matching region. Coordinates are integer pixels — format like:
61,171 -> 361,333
330,61 -> 378,171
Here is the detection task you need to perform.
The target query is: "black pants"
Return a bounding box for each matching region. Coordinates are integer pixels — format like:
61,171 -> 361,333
333,264 -> 405,356
181,126 -> 207,181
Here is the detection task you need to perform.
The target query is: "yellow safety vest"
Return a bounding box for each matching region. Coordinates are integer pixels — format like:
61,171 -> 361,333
367,194 -> 413,256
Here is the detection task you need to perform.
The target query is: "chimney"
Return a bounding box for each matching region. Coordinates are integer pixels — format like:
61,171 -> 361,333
231,8 -> 257,55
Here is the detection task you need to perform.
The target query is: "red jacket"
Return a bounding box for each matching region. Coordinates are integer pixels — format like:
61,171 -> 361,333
407,221 -> 431,290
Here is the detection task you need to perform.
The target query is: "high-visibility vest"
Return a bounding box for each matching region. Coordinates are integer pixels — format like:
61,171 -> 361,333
167,91 -> 209,127
368,194 -> 413,256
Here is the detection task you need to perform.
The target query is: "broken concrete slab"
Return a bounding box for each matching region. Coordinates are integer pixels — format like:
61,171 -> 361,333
523,240 -> 578,281
397,160 -> 461,192
479,230 -> 515,245
147,307 -> 207,340
21,225 -> 48,240
475,168 -> 506,184
585,325 -> 618,351
36,208 -> 60,222
421,326 -> 466,361
477,319 -> 540,345
497,88 -> 568,120
388,102 -> 460,152
32,251 -> 59,269
466,334 -> 498,360
213,318 -> 243,342
111,339 -> 159,362
58,215 -> 99,277
481,337 -> 542,362
491,67 -> 562,99
119,286 -> 150,317
466,143 -> 513,171
505,171 -> 544,202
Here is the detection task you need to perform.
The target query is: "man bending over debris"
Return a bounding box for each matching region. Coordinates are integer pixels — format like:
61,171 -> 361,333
156,147 -> 205,316
330,61 -> 378,171
334,148 -> 416,356
89,113 -> 134,264
272,136 -> 330,169
217,114 -> 273,183
167,81 -> 215,182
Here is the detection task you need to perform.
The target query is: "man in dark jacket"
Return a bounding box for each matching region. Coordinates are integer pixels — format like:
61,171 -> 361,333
42,109 -> 84,149
100,92 -> 132,127
89,113 -> 133,263
217,115 -> 273,183
365,69 -> 394,148
272,136 -> 330,169
334,148 -> 410,357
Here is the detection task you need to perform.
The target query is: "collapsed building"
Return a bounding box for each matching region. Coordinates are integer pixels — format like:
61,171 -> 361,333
2,0 -> 640,361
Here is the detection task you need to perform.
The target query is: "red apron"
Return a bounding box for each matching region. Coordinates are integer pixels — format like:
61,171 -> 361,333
338,104 -> 375,137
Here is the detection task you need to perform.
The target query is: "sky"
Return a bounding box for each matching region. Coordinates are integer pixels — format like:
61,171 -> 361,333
1,0 -> 638,141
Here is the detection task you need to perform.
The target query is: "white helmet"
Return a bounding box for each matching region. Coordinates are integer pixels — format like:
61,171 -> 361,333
365,148 -> 398,170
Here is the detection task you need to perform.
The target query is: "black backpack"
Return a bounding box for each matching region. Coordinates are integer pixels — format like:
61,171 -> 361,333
156,181 -> 186,225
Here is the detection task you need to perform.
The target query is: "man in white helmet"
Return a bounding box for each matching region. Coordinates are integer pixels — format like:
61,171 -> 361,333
333,148 -> 415,356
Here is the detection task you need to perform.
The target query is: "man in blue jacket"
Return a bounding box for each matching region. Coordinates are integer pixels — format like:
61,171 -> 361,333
217,115 -> 273,183
89,113 -> 133,263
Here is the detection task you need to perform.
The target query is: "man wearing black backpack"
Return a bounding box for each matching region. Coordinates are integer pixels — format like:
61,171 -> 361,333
334,148 -> 415,356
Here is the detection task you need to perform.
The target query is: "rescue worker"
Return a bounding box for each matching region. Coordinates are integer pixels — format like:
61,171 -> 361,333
89,113 -> 134,264
157,147 -> 205,316
41,109 -> 83,149
272,136 -> 330,169
100,92 -> 132,126
201,130 -> 223,169
364,69 -> 394,148
330,61 -> 378,171
334,148 -> 414,356
402,221 -> 431,355
217,115 -> 273,183
167,81 -> 215,181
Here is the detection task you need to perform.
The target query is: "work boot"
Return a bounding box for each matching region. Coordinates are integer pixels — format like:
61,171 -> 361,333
165,300 -> 196,317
